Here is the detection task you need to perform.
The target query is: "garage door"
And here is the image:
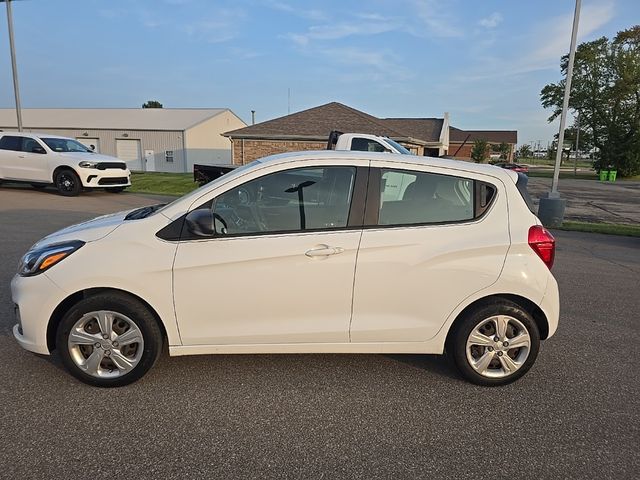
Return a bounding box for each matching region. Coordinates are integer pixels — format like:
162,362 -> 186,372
116,139 -> 143,171
76,137 -> 100,153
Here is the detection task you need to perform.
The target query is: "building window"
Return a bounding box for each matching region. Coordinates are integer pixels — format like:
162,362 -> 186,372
165,150 -> 174,162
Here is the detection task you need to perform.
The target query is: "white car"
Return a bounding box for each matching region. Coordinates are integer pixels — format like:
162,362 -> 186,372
0,132 -> 131,196
11,151 -> 559,387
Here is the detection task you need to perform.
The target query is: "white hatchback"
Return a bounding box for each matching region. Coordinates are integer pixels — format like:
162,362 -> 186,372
11,151 -> 559,387
0,132 -> 131,196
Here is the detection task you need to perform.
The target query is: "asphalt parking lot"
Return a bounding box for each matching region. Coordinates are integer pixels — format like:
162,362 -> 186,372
0,185 -> 638,479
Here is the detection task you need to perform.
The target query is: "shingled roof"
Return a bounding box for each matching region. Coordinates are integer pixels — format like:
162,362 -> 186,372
450,126 -> 517,144
224,102 -> 443,143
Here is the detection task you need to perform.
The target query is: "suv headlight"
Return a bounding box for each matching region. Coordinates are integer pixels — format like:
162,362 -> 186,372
79,161 -> 98,169
18,240 -> 85,277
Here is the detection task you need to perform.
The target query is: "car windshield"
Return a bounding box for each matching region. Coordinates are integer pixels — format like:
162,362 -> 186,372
42,138 -> 92,153
384,138 -> 412,155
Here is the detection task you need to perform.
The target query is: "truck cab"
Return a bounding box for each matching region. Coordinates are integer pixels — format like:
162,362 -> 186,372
327,131 -> 413,155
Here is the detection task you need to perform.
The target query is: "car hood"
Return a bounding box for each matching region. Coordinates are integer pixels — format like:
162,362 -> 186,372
58,152 -> 125,163
32,209 -> 133,248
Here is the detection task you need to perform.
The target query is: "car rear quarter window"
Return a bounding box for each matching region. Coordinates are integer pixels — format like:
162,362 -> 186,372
375,168 -> 496,226
0,135 -> 23,151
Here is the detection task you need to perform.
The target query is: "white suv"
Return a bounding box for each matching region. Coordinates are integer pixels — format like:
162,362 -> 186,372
11,151 -> 559,387
0,132 -> 131,196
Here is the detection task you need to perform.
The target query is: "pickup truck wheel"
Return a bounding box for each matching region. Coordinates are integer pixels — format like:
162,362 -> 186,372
55,169 -> 81,196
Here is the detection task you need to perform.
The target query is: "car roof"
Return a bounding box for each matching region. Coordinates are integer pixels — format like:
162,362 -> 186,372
0,131 -> 73,140
256,150 -> 518,183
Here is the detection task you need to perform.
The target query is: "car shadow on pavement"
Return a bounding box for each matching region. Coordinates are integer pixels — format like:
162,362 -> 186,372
385,354 -> 462,382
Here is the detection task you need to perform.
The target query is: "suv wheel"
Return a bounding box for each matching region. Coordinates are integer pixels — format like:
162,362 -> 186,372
55,169 -> 82,196
449,300 -> 540,386
56,292 -> 163,387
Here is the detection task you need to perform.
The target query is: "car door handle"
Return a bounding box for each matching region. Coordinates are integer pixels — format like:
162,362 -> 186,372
305,245 -> 345,257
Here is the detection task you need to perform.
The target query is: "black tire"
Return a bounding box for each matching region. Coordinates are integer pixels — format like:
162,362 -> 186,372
56,292 -> 163,387
31,183 -> 47,190
54,169 -> 82,196
448,300 -> 540,387
105,187 -> 126,193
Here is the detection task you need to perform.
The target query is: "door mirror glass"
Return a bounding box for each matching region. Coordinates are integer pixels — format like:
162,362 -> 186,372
185,209 -> 215,237
31,145 -> 46,154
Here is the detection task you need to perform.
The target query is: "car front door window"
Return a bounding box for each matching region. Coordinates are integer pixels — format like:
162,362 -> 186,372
211,166 -> 356,236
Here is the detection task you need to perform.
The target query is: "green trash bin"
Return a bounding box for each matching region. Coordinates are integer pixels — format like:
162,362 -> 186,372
608,170 -> 617,182
599,170 -> 609,181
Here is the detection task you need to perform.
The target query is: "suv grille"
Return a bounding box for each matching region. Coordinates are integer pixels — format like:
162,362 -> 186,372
97,162 -> 127,170
98,177 -> 128,185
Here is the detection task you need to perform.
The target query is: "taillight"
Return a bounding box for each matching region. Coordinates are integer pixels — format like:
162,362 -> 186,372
528,225 -> 555,269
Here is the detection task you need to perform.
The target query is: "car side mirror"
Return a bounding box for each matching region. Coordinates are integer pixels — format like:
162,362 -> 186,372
32,146 -> 46,154
185,209 -> 215,237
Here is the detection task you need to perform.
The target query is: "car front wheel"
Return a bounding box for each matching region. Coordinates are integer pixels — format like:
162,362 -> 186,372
54,169 -> 82,196
56,292 -> 163,387
449,300 -> 540,386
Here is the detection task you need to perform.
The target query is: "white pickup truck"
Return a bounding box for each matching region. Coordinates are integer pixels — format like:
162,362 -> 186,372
327,131 -> 413,155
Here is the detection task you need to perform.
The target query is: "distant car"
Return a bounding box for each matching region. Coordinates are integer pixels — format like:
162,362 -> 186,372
493,162 -> 529,174
0,132 -> 131,196
12,151 -> 558,387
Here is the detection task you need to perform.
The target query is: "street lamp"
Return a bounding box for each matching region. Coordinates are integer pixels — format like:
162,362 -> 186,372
2,0 -> 22,131
538,0 -> 582,227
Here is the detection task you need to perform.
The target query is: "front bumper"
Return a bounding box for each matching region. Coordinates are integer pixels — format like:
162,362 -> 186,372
79,168 -> 131,188
11,273 -> 69,355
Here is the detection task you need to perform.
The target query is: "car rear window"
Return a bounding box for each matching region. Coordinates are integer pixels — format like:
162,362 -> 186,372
0,135 -> 23,151
515,173 -> 535,212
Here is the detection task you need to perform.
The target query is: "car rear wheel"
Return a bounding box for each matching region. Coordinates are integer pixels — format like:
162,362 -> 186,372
449,300 -> 540,386
54,169 -> 81,196
56,292 -> 163,387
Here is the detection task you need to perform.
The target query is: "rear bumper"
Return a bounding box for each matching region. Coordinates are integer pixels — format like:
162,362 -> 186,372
541,274 -> 560,339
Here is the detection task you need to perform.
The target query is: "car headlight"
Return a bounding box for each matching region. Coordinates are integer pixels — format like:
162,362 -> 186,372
79,161 -> 98,169
18,240 -> 85,277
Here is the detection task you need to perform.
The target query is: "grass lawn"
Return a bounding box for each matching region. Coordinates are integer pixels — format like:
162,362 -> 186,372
129,172 -> 198,196
557,221 -> 640,237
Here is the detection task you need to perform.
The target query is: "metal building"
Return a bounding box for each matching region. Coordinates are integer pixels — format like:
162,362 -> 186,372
0,108 -> 247,172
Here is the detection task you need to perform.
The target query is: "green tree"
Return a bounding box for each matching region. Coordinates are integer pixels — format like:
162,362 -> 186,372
142,100 -> 163,108
471,139 -> 489,163
519,144 -> 532,158
498,142 -> 511,159
541,26 -> 640,176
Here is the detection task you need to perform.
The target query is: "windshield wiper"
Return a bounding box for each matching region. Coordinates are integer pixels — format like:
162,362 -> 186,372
125,203 -> 166,220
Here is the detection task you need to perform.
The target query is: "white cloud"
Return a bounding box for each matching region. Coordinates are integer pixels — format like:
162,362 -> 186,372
284,20 -> 400,46
183,8 -> 246,43
479,12 -> 503,29
262,1 -> 327,21
408,0 -> 463,38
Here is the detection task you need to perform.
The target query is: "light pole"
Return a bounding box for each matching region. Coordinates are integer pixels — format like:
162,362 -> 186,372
573,111 -> 580,176
538,0 -> 581,227
3,0 -> 23,131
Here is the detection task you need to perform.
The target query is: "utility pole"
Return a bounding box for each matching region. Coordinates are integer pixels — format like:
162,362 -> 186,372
573,112 -> 580,176
4,0 -> 23,131
538,0 -> 581,227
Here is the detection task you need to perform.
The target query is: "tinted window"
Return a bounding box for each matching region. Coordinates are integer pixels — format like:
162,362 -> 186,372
351,138 -> 387,153
0,135 -> 23,151
21,137 -> 45,153
42,138 -> 91,152
212,166 -> 356,235
379,169 -> 474,225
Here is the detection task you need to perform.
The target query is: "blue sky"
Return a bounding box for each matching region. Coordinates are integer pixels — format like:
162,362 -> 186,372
1,0 -> 638,145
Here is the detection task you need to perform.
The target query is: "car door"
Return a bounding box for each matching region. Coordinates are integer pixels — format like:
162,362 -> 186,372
0,135 -> 49,181
172,161 -> 368,346
350,161 -> 511,343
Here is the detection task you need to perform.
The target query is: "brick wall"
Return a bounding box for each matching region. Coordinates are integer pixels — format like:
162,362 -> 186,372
231,139 -> 327,165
